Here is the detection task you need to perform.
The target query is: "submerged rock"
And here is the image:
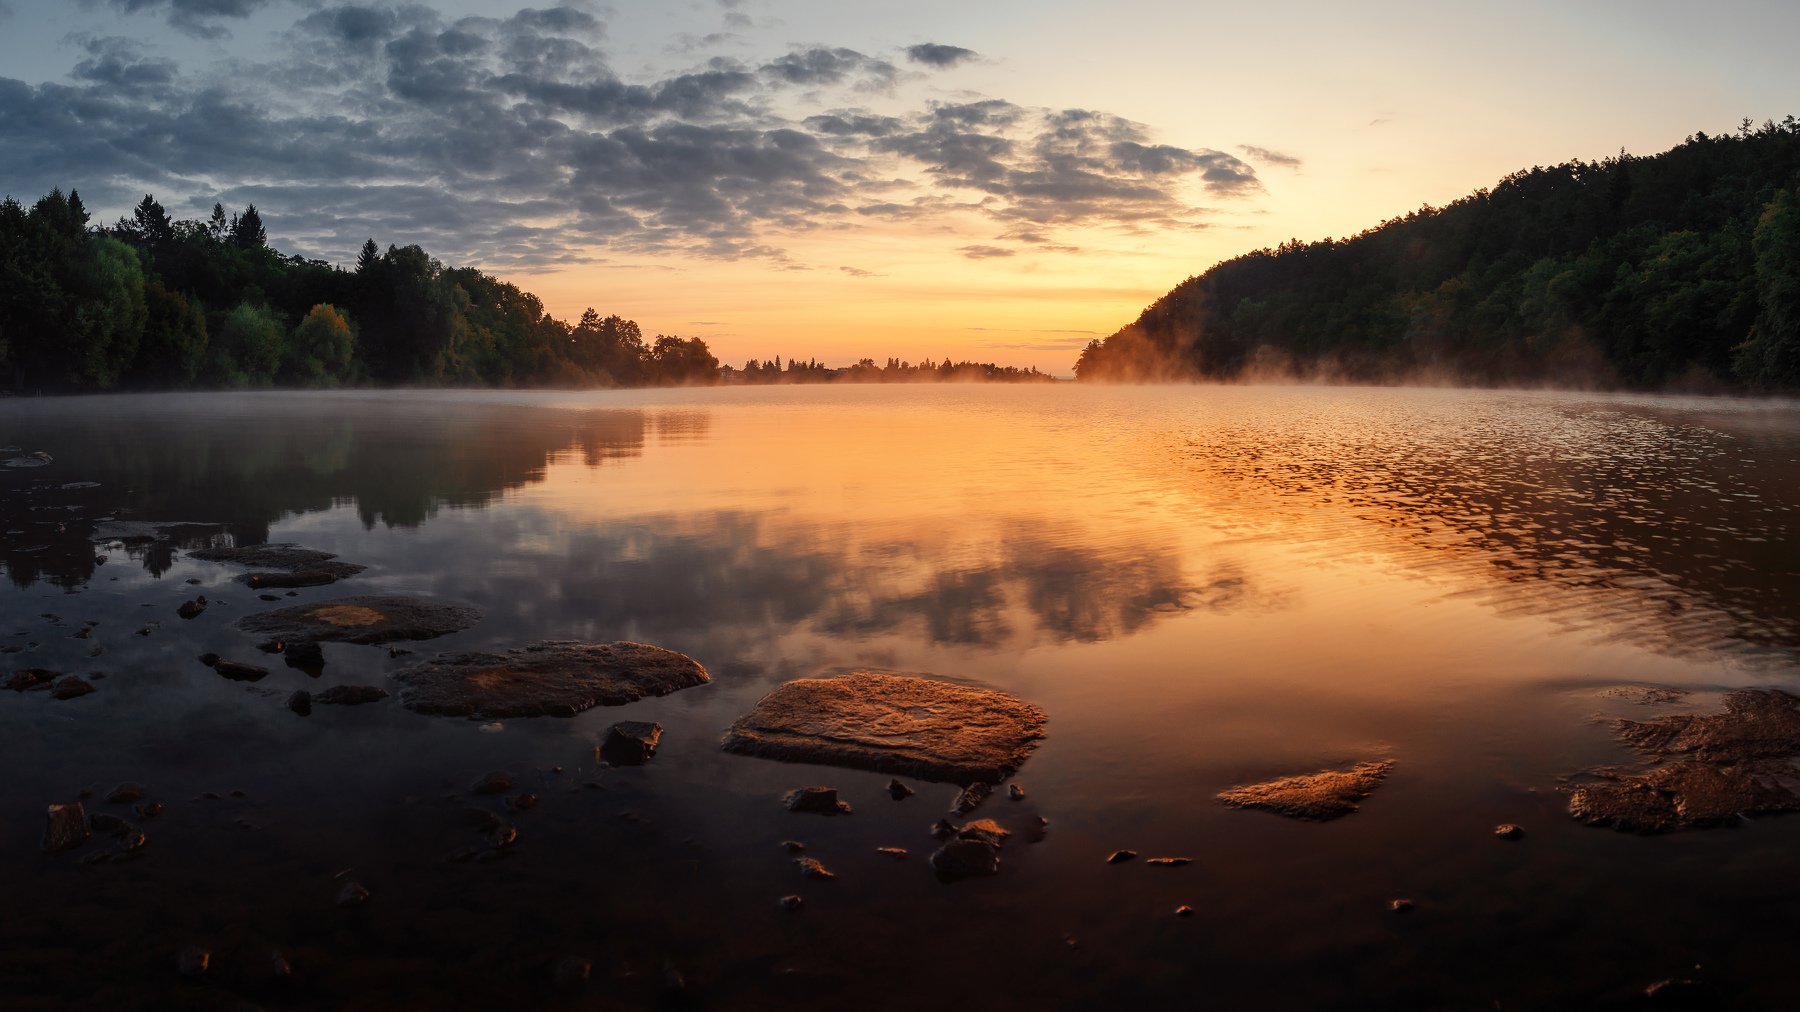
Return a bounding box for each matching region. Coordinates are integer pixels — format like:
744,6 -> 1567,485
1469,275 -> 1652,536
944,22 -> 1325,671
784,786 -> 852,815
7,668 -> 59,692
391,641 -> 709,719
951,782 -> 990,816
1566,689 -> 1800,833
238,596 -> 480,646
1106,849 -> 1138,865
470,772 -> 514,795
50,675 -> 95,700
282,640 -> 326,671
1216,760 -> 1394,820
214,660 -> 269,682
287,690 -> 312,716
721,671 -> 1047,784
599,721 -> 663,765
187,544 -> 366,588
176,598 -> 206,620
887,779 -> 915,800
1494,824 -> 1524,840
335,881 -> 370,907
313,685 -> 388,706
794,856 -> 835,880
929,838 -> 1000,879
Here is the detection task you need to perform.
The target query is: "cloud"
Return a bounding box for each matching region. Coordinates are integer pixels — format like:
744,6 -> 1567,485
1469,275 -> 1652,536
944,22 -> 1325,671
95,0 -> 296,39
839,265 -> 876,277
1,2 -> 1262,270
905,43 -> 977,68
1238,144 -> 1301,168
0,2 -> 14,20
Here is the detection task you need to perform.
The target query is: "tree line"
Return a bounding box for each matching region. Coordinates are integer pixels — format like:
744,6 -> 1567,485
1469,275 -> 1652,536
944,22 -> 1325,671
729,356 -> 1058,383
1075,117 -> 1800,392
0,190 -> 720,391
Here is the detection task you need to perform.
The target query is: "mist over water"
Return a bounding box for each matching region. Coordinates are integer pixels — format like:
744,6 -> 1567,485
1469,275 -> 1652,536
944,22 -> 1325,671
2,385 -> 1798,1009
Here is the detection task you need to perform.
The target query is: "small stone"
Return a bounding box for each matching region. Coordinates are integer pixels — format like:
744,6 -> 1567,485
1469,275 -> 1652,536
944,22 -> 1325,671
478,722 -> 503,734
929,818 -> 957,839
794,856 -> 835,879
89,812 -> 133,834
287,690 -> 312,716
1008,783 -> 1026,800
1174,905 -> 1195,917
506,793 -> 538,811
258,594 -> 281,602
781,840 -> 806,853
929,838 -> 999,878
779,894 -> 804,911
176,946 -> 210,978
876,846 -> 908,859
103,782 -> 146,804
1145,857 -> 1192,866
50,675 -> 95,700
198,653 -> 220,667
6,668 -> 58,692
214,660 -> 269,682
282,641 -> 325,671
1390,898 -> 1415,913
599,721 -> 663,765
266,949 -> 293,982
471,772 -> 515,795
135,801 -> 164,819
43,803 -> 92,852
553,956 -> 591,986
1643,978 -> 1707,1002
1107,850 -> 1137,864
1494,823 -> 1524,840
784,786 -> 852,815
335,881 -> 370,907
958,819 -> 1010,847
176,599 -> 206,620
951,782 -> 990,816
313,685 -> 387,705
887,778 -> 914,800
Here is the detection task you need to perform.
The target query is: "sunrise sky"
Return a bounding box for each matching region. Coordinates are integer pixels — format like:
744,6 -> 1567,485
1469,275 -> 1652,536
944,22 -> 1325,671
3,0 -> 1797,371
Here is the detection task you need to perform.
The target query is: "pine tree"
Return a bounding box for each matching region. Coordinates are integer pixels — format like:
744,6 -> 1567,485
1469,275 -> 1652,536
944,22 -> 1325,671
356,237 -> 380,273
229,204 -> 267,249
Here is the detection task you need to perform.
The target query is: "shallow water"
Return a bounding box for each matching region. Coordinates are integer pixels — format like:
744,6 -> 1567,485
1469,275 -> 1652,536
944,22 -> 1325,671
2,385 -> 1799,1010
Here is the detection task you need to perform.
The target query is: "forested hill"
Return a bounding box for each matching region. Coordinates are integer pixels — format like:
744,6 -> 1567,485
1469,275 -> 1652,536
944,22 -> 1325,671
1075,118 -> 1800,391
0,191 -> 719,391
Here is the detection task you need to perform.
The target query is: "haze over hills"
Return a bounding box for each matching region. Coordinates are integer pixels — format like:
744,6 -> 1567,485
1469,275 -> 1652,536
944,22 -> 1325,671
1076,119 -> 1800,392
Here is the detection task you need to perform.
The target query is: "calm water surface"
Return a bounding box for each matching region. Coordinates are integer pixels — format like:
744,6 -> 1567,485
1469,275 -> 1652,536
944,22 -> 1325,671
3,385 -> 1799,1010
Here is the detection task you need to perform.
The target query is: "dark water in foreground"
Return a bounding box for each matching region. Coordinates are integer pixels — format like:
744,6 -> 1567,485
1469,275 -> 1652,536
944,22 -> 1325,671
2,386 -> 1799,1010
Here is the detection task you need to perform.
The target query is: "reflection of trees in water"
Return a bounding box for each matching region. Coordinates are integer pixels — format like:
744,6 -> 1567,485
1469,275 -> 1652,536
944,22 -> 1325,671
449,511 -> 1251,650
1198,399 -> 1800,659
0,398 -> 660,588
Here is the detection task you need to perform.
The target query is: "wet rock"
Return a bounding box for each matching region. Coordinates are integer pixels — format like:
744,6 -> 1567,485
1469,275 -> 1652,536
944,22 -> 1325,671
135,801 -> 164,819
553,956 -> 591,987
794,856 -> 835,880
1390,898 -> 1415,913
7,668 -> 58,692
876,846 -> 908,859
258,594 -> 281,602
471,772 -> 514,795
599,721 -> 663,765
198,653 -> 220,668
105,783 -> 146,804
238,596 -> 480,646
1174,904 -> 1195,917
187,544 -> 366,588
929,838 -> 999,879
784,786 -> 852,815
887,778 -> 915,800
1216,760 -> 1394,820
1494,823 -> 1524,840
929,819 -> 957,840
281,640 -> 325,672
1008,783 -> 1027,801
313,685 -> 388,706
287,691 -> 312,716
176,598 -> 206,620
1643,977 -> 1711,1003
1145,857 -> 1192,866
1603,685 -> 1691,706
1107,849 -> 1138,864
1568,762 -> 1799,833
50,675 -> 95,700
176,946 -> 210,978
214,660 -> 269,682
266,949 -> 294,984
89,812 -> 132,834
951,782 -> 990,816
335,881 -> 370,907
392,640 -> 709,719
722,671 -> 1047,784
42,803 -> 91,852
779,895 -> 804,911
958,819 -> 1010,848
1566,690 -> 1800,833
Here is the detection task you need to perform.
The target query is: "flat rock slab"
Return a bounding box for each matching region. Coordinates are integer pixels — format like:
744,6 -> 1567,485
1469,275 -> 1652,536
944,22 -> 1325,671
391,641 -> 710,719
1217,760 -> 1394,820
720,672 -> 1047,785
188,544 -> 366,587
1614,689 -> 1800,763
1568,762 -> 1800,833
237,596 -> 479,646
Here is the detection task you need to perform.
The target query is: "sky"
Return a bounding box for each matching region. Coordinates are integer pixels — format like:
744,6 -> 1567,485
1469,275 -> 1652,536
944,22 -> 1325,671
2,1 -> 1798,373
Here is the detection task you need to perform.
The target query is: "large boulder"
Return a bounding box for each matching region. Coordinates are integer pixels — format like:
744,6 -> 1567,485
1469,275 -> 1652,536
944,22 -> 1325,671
721,672 -> 1047,784
391,641 -> 709,719
237,596 -> 479,646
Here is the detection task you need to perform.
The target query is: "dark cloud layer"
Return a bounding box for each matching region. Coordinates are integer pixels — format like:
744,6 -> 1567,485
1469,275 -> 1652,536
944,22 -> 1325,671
3,3 -> 1264,269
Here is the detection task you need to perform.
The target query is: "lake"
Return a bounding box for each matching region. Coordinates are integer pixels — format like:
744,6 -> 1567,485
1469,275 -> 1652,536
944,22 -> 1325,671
3,384 -> 1799,1010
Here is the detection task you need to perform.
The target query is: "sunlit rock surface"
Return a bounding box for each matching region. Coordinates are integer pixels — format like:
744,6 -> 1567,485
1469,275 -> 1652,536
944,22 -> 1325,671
392,641 -> 709,719
1566,690 -> 1800,832
237,596 -> 479,645
188,543 -> 367,587
720,672 -> 1047,784
1216,760 -> 1394,820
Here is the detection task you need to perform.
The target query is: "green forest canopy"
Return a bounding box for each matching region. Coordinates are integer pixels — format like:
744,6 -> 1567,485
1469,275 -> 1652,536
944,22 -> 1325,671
1076,118 -> 1800,391
0,191 -> 719,391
